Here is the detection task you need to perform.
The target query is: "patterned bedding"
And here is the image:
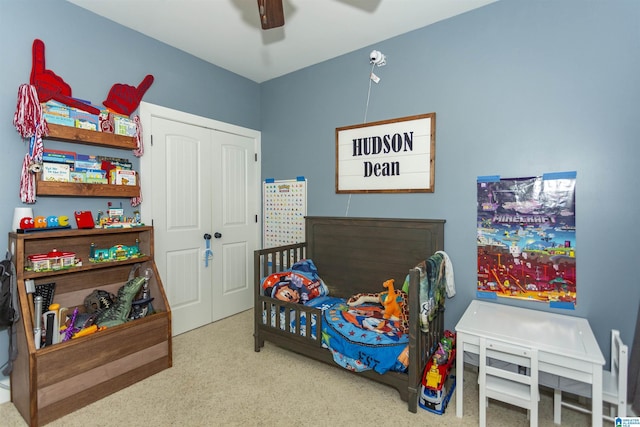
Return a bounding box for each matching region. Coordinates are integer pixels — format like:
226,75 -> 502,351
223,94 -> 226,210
260,259 -> 410,374
322,300 -> 409,374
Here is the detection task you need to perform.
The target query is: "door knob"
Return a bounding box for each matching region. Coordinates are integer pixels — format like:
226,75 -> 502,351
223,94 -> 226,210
214,232 -> 222,239
204,233 -> 211,240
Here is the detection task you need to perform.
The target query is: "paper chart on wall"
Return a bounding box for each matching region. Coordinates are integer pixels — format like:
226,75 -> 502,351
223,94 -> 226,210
263,177 -> 307,248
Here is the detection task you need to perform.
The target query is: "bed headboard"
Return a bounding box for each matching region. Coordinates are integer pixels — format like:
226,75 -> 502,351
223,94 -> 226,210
305,216 -> 445,298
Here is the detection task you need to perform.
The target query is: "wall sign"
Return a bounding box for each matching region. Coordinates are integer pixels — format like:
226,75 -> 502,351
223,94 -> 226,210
335,113 -> 435,193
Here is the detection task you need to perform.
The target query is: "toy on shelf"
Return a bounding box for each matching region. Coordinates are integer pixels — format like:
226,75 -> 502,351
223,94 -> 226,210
95,202 -> 143,229
74,211 -> 95,229
18,214 -> 71,234
26,249 -> 79,272
89,239 -> 141,262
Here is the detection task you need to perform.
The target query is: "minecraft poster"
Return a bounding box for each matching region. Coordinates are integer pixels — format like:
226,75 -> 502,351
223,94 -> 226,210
476,172 -> 577,309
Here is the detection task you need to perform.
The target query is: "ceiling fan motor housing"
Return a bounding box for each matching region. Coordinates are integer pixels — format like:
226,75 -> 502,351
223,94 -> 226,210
258,0 -> 285,30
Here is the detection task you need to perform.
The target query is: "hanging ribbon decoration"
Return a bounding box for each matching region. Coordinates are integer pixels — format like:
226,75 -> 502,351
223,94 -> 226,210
132,115 -> 143,157
129,114 -> 143,207
13,84 -> 48,204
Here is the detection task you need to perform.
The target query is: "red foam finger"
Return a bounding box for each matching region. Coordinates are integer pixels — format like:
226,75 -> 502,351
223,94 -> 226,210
31,39 -> 46,75
103,74 -> 154,116
136,75 -> 154,97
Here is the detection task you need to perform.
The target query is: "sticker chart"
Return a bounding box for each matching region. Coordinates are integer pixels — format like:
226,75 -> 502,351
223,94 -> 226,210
263,177 -> 307,248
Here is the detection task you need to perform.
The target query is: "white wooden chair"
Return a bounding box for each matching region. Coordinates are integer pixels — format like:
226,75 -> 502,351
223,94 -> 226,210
479,337 -> 539,427
553,329 -> 628,424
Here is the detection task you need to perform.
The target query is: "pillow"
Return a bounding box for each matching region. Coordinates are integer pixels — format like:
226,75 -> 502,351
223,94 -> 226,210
261,259 -> 328,304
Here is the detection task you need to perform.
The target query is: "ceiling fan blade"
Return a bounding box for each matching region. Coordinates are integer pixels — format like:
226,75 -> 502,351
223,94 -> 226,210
258,0 -> 285,30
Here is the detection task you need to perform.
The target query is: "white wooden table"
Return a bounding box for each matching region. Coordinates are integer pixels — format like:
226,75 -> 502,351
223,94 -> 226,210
455,300 -> 605,426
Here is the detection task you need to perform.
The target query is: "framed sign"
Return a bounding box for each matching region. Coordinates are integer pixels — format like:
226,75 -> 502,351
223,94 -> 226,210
335,113 -> 436,193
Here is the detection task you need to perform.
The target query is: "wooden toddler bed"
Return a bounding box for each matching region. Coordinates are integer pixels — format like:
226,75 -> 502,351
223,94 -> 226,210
254,216 -> 446,412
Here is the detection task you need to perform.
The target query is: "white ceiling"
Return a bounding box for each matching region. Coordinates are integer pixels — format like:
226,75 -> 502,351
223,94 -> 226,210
67,0 -> 496,83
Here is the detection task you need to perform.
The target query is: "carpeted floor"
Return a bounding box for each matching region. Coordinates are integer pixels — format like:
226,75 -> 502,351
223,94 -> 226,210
0,308 -> 592,426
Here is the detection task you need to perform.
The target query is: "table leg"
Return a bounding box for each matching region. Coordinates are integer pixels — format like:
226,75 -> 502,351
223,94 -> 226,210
591,366 -> 603,427
456,338 -> 464,417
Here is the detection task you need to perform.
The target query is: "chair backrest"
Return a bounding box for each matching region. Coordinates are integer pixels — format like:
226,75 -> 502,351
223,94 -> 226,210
479,337 -> 539,408
610,329 -> 628,403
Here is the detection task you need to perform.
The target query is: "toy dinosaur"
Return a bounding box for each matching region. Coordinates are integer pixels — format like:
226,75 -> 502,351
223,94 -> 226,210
346,279 -> 409,333
379,279 -> 401,320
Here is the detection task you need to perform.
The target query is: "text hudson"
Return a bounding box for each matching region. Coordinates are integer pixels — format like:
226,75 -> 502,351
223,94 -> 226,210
352,132 -> 413,177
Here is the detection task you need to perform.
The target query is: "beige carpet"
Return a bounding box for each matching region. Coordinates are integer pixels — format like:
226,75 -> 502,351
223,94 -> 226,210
0,309 -> 591,426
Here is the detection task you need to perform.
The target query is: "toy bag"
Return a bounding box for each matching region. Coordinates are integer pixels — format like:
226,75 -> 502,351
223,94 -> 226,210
0,253 -> 19,375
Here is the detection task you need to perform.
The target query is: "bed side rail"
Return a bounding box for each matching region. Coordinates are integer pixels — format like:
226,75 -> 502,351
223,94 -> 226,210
255,297 -> 324,348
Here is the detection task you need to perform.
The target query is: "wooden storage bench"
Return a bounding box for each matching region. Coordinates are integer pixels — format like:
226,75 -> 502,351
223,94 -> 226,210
8,226 -> 172,426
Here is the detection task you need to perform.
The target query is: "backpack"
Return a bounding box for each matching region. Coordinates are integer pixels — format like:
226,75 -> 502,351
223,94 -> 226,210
0,253 -> 19,375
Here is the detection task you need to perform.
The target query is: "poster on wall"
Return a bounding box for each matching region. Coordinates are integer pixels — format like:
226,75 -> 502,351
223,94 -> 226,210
263,177 -> 307,249
476,172 -> 577,309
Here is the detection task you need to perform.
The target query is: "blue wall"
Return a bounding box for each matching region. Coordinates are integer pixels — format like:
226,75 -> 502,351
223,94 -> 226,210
260,0 -> 640,362
0,0 -> 260,378
1,0 -> 638,379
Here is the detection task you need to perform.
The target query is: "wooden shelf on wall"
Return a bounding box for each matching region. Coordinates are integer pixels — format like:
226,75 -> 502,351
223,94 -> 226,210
36,175 -> 140,198
45,123 -> 137,150
37,124 -> 140,197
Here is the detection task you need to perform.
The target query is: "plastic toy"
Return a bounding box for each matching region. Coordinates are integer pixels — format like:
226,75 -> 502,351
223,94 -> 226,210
419,330 -> 457,415
18,214 -> 71,232
425,356 -> 443,388
20,217 -> 34,229
27,249 -> 77,272
96,202 -> 143,229
75,211 -> 95,229
72,324 -> 106,339
61,307 -> 80,342
89,240 -> 141,262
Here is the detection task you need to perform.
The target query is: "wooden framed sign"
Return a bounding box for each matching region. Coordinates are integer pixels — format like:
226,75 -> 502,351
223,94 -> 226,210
335,113 -> 436,193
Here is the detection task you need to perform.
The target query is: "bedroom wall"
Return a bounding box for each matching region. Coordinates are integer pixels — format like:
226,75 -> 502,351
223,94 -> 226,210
260,0 -> 640,361
0,0 -> 637,392
0,0 -> 260,392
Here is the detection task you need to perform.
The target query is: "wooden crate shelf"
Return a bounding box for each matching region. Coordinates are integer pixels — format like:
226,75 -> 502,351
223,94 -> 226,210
37,124 -> 139,198
8,226 -> 172,426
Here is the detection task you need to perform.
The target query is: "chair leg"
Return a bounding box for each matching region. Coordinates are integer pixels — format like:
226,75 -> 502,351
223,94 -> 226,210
530,401 -> 538,427
479,394 -> 487,427
618,401 -> 627,418
553,389 -> 562,424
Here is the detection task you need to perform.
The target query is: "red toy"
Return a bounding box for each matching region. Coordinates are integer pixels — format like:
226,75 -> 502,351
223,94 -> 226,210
20,217 -> 34,229
103,74 -> 154,116
30,39 -> 100,115
74,211 -> 95,229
